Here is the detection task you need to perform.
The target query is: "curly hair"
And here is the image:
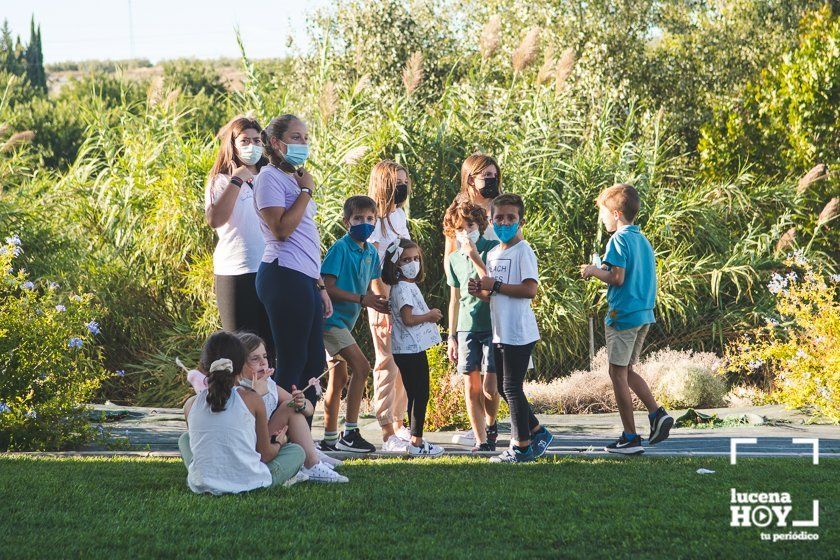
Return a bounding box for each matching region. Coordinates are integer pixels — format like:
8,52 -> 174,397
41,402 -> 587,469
442,196 -> 489,238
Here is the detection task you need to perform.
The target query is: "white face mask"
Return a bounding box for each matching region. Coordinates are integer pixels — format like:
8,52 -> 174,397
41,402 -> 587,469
466,230 -> 480,244
238,144 -> 263,166
399,261 -> 420,280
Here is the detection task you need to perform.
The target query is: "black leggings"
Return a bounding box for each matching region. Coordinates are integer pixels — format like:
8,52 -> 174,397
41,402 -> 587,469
215,273 -> 274,367
494,342 -> 539,442
393,352 -> 430,438
255,262 -> 325,411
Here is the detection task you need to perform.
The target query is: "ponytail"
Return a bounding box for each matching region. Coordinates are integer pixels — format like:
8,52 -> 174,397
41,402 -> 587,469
199,331 -> 247,412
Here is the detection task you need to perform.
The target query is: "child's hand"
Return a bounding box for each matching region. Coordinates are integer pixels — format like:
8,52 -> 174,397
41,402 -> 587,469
447,337 -> 458,362
580,264 -> 595,279
427,308 -> 443,323
478,276 -> 496,291
290,385 -> 307,411
271,425 -> 288,446
363,294 -> 391,314
467,277 -> 482,296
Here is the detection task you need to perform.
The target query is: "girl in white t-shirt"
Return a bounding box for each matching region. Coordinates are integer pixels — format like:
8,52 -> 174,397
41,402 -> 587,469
204,115 -> 273,363
366,160 -> 411,451
382,239 -> 444,457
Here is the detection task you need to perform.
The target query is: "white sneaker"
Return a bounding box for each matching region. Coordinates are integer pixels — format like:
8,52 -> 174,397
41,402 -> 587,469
395,426 -> 412,442
300,461 -> 349,483
408,440 -> 445,457
382,434 -> 408,453
451,430 -> 476,446
316,448 -> 342,469
283,470 -> 310,487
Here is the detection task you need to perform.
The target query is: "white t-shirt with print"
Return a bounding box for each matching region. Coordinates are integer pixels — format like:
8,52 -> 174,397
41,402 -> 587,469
369,207 -> 410,267
486,240 -> 540,345
389,281 -> 442,354
205,173 -> 266,275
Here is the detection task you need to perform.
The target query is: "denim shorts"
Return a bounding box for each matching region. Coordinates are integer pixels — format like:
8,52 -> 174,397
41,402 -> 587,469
457,331 -> 496,374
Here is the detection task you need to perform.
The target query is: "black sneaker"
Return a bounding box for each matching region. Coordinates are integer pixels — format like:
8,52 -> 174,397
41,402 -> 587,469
335,428 -> 376,454
605,433 -> 644,455
486,423 -> 498,447
648,407 -> 674,445
317,439 -> 338,452
471,442 -> 496,453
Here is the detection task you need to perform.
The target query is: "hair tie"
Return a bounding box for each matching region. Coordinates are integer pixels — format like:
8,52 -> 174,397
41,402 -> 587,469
209,358 -> 233,374
387,241 -> 404,264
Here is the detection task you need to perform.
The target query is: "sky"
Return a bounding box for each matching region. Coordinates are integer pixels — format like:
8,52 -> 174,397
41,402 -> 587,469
2,0 -> 330,63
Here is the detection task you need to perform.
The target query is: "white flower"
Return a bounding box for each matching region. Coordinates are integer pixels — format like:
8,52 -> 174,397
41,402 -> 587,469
22,281 -> 35,290
748,359 -> 764,370
764,317 -> 779,327
49,281 -> 60,290
796,349 -> 808,359
831,274 -> 840,284
791,249 -> 808,267
5,234 -> 21,246
767,273 -> 788,294
55,305 -> 66,312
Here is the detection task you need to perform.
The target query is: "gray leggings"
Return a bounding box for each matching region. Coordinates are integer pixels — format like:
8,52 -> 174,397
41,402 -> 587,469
178,432 -> 305,487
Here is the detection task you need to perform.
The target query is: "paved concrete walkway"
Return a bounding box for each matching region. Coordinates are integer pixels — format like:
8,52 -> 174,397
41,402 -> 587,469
46,403 -> 838,460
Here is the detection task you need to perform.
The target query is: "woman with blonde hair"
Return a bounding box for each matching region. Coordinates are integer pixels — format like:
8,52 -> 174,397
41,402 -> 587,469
364,160 -> 412,452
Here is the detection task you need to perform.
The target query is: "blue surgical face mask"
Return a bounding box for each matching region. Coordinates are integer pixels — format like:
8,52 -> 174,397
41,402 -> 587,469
493,222 -> 519,243
349,222 -> 375,242
281,142 -> 309,167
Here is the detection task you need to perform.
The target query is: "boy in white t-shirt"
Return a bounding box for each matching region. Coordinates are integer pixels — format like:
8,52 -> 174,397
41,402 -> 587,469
469,193 -> 553,463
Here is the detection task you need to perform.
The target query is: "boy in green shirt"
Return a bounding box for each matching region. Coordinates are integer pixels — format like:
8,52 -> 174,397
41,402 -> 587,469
444,198 -> 501,451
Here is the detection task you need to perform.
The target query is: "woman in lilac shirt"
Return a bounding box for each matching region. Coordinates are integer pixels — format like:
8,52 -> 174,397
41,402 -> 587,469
253,114 -> 332,412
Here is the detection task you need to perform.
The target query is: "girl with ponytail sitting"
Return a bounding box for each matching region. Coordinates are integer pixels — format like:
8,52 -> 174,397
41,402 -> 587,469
178,331 -> 305,494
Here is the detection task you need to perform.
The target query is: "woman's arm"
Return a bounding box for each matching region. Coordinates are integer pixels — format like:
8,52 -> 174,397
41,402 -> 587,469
259,170 -> 316,241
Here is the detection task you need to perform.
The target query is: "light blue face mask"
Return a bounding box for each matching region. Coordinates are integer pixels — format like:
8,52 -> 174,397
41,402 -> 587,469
493,222 -> 519,243
281,142 -> 310,167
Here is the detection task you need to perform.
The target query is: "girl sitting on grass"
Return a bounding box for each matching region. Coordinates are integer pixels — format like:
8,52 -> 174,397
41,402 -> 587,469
185,332 -> 345,482
179,331 -> 305,494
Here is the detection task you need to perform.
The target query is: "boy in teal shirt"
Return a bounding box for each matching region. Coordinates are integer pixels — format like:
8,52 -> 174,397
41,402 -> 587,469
321,195 -> 390,454
581,183 -> 673,454
444,198 -> 501,451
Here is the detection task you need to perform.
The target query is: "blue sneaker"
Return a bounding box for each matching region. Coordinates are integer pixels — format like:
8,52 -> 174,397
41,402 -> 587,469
530,427 -> 554,458
490,447 -> 536,463
605,433 -> 644,455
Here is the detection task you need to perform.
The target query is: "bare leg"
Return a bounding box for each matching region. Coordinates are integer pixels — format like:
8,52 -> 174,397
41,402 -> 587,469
323,359 -> 348,435
270,403 -> 320,468
608,363 -> 636,434
339,344 -> 370,425
483,372 -> 500,426
627,366 -> 658,412
464,371 -> 486,443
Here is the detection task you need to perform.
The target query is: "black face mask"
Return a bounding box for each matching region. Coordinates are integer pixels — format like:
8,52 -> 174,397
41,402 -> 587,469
478,176 -> 499,199
394,183 -> 409,205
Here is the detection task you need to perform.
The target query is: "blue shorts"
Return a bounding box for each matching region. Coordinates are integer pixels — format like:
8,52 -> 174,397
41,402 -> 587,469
457,331 -> 496,375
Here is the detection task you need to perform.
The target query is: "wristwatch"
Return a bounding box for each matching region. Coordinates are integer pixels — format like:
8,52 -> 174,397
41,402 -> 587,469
359,293 -> 365,304
229,176 -> 244,188
316,283 -> 326,291
299,187 -> 313,196
492,280 -> 503,294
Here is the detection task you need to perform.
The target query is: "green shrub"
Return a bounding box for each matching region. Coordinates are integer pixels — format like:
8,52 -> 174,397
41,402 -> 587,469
724,253 -> 840,422
0,234 -> 111,450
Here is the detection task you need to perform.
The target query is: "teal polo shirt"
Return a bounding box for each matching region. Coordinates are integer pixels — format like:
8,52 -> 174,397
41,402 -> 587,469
603,224 -> 657,330
321,233 -> 381,331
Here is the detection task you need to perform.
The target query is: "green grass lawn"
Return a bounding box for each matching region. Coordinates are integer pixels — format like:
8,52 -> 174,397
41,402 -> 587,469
0,455 -> 836,559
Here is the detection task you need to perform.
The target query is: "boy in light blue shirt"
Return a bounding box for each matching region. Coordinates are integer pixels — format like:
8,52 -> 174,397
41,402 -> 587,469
581,183 -> 673,455
320,195 -> 390,454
